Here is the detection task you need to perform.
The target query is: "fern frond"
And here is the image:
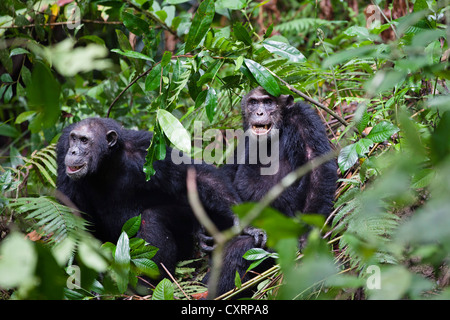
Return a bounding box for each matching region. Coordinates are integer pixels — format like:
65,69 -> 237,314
167,63 -> 191,106
24,144 -> 57,188
8,196 -> 89,244
275,18 -> 344,34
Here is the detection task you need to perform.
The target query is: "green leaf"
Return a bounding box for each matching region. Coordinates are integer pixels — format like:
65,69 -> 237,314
366,121 -> 399,143
365,70 -> 407,97
338,143 -> 359,173
152,278 -> 174,300
205,87 -> 218,122
0,123 -> 20,138
122,11 -> 150,35
115,231 -> 131,293
262,40 -> 306,63
115,29 -> 133,52
161,51 -> 173,67
216,0 -> 246,10
243,248 -> 272,261
26,61 -> 61,132
115,232 -> 131,266
233,203 -> 304,248
111,49 -> 154,62
9,48 -> 30,57
184,0 -> 215,53
166,0 -> 190,3
234,270 -> 242,289
0,232 -> 37,289
355,138 -> 374,156
132,258 -> 160,278
157,109 -> 191,154
243,59 -> 280,97
353,103 -> 370,133
15,111 -> 37,124
322,45 -> 377,69
411,169 -> 435,189
121,215 -> 142,238
145,64 -> 163,91
233,23 -> 252,46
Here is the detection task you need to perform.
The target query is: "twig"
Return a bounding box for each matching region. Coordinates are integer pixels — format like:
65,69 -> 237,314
0,19 -> 122,29
159,263 -> 190,300
236,149 -> 340,233
106,54 -> 194,118
267,69 -> 351,128
186,168 -> 230,299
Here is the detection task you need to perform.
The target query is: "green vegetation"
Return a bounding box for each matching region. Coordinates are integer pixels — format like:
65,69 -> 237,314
1,0 -> 450,300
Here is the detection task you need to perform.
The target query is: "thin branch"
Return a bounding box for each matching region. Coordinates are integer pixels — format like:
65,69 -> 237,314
236,149 -> 340,234
106,54 -> 194,118
0,19 -> 122,29
186,168 -> 228,299
160,263 -> 190,300
268,70 -> 351,128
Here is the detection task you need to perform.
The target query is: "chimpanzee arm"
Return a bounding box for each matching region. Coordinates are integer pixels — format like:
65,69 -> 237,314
151,150 -> 238,231
285,103 -> 337,216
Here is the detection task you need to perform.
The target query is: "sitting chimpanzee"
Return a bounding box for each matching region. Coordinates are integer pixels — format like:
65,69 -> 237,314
56,117 -> 243,281
213,87 -> 338,296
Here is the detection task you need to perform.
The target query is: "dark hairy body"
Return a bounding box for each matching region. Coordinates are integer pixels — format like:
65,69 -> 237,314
56,117 -> 239,279
214,87 -> 338,296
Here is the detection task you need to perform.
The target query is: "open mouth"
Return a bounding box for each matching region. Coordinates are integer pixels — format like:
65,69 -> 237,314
66,164 -> 86,174
251,124 -> 273,135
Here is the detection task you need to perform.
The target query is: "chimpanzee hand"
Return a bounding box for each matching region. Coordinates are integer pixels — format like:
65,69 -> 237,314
197,228 -> 215,253
197,218 -> 267,253
241,225 -> 267,248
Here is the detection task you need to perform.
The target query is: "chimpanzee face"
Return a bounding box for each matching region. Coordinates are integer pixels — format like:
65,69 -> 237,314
64,122 -> 118,180
241,87 -> 294,136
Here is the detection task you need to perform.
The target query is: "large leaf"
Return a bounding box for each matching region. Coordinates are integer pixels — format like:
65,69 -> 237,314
205,87 -> 218,122
338,143 -> 359,173
122,11 -> 150,35
233,22 -> 252,45
0,232 -> 37,289
121,215 -> 141,238
152,278 -> 174,300
143,127 -> 166,180
115,231 -> 131,293
111,49 -> 154,62
366,121 -> 400,143
26,61 -> 61,132
243,59 -> 280,96
157,109 -> 191,154
262,40 -> 306,63
184,0 -> 215,53
145,64 -> 163,91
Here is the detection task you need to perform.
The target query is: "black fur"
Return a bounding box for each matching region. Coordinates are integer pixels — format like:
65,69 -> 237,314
214,87 -> 338,296
56,117 -> 238,279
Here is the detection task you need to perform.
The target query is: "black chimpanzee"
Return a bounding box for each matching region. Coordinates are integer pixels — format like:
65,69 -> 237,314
56,117 -> 242,280
213,87 -> 338,296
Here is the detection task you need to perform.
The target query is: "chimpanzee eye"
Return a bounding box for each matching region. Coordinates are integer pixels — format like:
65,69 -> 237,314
80,137 -> 89,144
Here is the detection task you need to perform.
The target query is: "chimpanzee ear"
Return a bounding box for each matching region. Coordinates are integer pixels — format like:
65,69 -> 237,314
279,94 -> 295,108
106,130 -> 118,148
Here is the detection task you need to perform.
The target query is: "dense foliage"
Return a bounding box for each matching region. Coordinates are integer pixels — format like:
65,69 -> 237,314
1,0 -> 450,300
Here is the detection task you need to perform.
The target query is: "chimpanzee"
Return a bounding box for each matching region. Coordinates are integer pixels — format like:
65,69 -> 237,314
56,117 -> 244,280
213,87 -> 338,296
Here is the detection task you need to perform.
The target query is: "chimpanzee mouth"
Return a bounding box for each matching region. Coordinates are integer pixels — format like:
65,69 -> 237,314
251,124 -> 273,135
66,164 -> 86,174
